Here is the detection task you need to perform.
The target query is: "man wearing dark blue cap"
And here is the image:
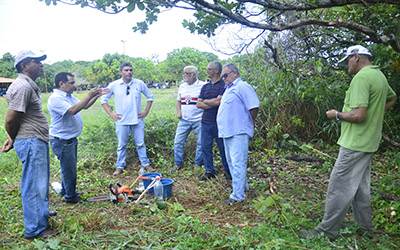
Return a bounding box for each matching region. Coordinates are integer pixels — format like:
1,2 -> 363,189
1,50 -> 57,239
299,45 -> 397,240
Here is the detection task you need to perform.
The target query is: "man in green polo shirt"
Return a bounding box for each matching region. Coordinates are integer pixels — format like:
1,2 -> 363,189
300,45 -> 397,240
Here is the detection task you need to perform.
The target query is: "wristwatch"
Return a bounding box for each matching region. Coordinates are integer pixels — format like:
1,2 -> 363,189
335,111 -> 341,121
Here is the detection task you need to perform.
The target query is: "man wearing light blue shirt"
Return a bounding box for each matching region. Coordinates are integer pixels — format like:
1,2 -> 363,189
217,63 -> 259,205
48,72 -> 106,203
101,62 -> 154,175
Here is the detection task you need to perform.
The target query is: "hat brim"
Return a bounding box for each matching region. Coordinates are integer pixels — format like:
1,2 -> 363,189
33,54 -> 47,61
338,55 -> 349,67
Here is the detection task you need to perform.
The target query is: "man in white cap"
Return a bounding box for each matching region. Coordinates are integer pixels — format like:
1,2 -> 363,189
299,45 -> 397,240
1,50 -> 58,239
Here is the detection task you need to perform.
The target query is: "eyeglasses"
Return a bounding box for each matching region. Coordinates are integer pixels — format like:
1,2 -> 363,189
206,67 -> 216,71
183,72 -> 194,75
126,85 -> 130,95
221,71 -> 234,79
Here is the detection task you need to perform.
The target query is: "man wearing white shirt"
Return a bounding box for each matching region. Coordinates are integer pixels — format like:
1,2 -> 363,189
48,72 -> 106,203
101,62 -> 154,175
173,66 -> 206,170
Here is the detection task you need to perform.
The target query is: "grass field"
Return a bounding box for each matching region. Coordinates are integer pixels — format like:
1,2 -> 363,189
0,89 -> 399,249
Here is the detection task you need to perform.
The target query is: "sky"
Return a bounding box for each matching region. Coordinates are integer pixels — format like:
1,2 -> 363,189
0,0 -> 231,64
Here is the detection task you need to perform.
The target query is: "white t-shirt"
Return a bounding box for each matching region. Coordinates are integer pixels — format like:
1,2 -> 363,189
177,80 -> 205,122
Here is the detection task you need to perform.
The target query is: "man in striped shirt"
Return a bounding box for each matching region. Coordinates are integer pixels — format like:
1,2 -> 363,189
173,66 -> 205,170
197,62 -> 231,181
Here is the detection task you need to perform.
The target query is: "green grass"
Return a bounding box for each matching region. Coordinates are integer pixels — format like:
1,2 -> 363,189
0,88 -> 399,249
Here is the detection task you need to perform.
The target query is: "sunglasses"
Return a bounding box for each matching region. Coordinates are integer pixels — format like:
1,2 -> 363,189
126,85 -> 130,95
222,71 -> 233,79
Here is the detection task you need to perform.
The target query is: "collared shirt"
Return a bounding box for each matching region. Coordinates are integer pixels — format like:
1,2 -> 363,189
199,78 -> 226,124
48,89 -> 83,139
101,77 -> 154,125
177,79 -> 205,122
338,65 -> 397,152
217,77 -> 259,138
5,73 -> 49,143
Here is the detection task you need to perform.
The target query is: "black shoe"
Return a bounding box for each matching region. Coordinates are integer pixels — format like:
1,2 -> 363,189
65,195 -> 82,204
24,229 -> 58,240
299,228 -> 335,241
49,210 -> 57,216
223,198 -> 242,205
356,228 -> 374,238
199,172 -> 216,181
224,170 -> 232,180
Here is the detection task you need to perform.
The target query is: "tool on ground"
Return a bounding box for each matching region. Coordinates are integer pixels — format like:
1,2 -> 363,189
86,183 -> 141,204
135,177 -> 157,204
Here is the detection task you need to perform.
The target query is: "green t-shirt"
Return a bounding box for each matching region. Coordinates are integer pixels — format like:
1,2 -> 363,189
338,65 -> 396,152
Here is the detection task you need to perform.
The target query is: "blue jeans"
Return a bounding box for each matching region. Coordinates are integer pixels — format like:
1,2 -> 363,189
174,119 -> 203,166
115,120 -> 150,169
223,134 -> 250,201
14,137 -> 50,238
50,137 -> 79,201
201,123 -> 229,173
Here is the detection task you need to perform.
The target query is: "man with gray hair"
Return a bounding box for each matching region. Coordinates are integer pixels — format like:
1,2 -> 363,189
300,45 -> 397,240
173,66 -> 206,170
101,62 -> 154,175
1,50 -> 57,239
217,63 -> 259,205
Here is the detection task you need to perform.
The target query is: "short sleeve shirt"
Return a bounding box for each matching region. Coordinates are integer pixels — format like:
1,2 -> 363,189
101,78 -> 154,125
48,89 -> 83,139
199,78 -> 226,124
5,73 -> 49,143
338,66 -> 397,152
177,80 -> 206,122
217,77 -> 259,138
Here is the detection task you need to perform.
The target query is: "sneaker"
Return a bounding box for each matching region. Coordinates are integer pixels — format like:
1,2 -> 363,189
199,172 -> 216,181
49,210 -> 57,217
24,229 -> 58,240
171,165 -> 181,171
65,195 -> 82,204
113,168 -> 123,175
223,198 -> 242,205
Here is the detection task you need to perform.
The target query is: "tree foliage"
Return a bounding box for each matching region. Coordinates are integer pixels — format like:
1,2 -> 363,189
40,0 -> 400,58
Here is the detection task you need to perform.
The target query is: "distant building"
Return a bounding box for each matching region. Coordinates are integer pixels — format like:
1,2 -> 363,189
0,77 -> 15,96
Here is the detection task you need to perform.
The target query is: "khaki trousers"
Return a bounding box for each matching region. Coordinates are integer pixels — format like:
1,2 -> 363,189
317,147 -> 374,238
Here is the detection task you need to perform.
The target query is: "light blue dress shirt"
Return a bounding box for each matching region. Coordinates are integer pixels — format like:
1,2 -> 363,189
217,77 -> 259,138
48,89 -> 83,139
101,78 -> 154,125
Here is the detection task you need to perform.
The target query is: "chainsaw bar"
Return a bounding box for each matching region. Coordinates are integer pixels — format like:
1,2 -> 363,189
86,194 -> 113,202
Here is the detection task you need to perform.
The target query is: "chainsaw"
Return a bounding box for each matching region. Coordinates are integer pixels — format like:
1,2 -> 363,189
86,183 -> 141,204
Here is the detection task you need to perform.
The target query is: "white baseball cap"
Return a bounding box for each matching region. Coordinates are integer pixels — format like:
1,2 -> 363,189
14,50 -> 47,67
338,45 -> 372,66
